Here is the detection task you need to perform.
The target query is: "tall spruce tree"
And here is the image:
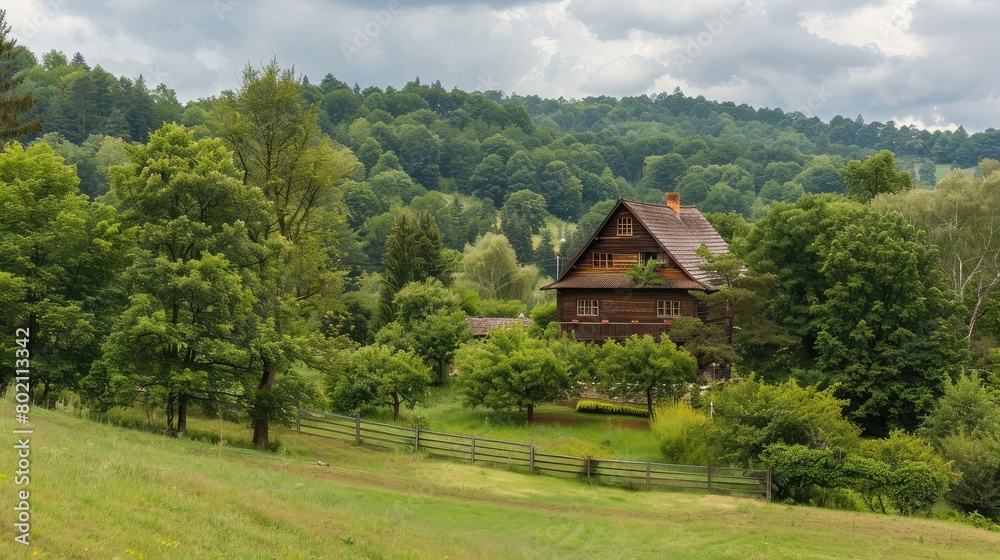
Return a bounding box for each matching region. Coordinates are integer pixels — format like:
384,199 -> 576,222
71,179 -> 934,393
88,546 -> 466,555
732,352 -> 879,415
0,10 -> 42,142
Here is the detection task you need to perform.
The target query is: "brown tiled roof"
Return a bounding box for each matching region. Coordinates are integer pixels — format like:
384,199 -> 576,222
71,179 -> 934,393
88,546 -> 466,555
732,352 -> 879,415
466,315 -> 533,337
544,273 -> 705,290
542,198 -> 728,291
622,200 -> 729,287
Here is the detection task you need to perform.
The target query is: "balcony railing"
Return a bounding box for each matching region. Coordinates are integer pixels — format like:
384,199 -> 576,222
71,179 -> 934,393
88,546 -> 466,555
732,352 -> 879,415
558,321 -> 674,341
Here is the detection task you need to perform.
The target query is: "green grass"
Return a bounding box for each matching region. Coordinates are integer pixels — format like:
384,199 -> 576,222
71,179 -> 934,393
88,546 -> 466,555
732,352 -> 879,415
2,397 -> 1000,559
365,385 -> 663,461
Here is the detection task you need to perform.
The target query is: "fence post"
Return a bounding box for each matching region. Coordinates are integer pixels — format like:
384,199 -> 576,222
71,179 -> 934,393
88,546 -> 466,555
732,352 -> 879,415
645,462 -> 651,491
585,457 -> 591,481
414,426 -> 420,452
355,411 -> 361,444
707,465 -> 712,494
471,437 -> 476,464
529,443 -> 535,473
295,408 -> 301,432
766,469 -> 772,501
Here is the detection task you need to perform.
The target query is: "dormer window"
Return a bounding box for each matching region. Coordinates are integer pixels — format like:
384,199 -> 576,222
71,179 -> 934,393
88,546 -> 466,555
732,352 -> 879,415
617,216 -> 633,236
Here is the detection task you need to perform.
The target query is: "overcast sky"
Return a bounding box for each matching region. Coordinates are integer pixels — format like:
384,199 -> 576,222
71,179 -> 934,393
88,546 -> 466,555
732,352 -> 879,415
7,0 -> 998,132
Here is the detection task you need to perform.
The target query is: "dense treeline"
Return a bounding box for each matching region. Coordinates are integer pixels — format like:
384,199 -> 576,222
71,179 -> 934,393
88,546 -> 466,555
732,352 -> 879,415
4,26 -> 1000,525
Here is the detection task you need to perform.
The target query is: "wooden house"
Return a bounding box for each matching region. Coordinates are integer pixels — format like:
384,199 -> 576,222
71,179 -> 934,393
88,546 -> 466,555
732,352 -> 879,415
542,193 -> 730,345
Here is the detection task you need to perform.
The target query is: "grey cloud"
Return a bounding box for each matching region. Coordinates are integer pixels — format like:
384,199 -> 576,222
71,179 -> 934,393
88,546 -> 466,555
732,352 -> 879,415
582,55 -> 667,96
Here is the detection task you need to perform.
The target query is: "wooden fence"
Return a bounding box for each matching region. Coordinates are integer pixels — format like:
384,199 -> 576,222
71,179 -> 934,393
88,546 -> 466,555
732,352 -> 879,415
296,408 -> 771,500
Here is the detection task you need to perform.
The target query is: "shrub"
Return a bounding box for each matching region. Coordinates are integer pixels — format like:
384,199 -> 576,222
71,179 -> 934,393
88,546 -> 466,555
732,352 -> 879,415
650,401 -> 716,465
758,443 -> 839,503
575,399 -> 649,418
887,460 -> 948,516
706,375 -> 860,467
940,433 -> 1000,520
841,455 -> 892,513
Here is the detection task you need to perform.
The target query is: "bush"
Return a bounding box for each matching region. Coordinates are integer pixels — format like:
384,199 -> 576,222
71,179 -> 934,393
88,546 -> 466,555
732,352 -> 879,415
940,433 -> 1000,519
841,455 -> 892,513
575,399 -> 649,418
758,443 -> 839,503
650,401 -> 716,465
887,460 -> 948,516
706,375 -> 860,467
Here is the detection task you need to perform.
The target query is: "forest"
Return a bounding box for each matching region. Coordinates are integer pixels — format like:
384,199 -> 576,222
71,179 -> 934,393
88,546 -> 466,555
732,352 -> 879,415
3,16 -> 1000,524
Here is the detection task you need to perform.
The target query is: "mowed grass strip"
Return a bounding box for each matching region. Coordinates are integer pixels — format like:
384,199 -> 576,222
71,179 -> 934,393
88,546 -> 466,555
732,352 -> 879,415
1,400 -> 999,559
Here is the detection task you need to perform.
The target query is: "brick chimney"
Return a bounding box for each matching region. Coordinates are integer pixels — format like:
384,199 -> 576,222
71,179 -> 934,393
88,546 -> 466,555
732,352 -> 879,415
665,192 -> 681,216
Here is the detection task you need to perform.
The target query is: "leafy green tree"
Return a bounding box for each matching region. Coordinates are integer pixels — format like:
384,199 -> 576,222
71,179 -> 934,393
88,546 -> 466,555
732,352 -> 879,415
376,279 -> 472,384
0,143 -> 128,398
501,190 -> 548,233
706,376 -> 860,467
843,149 -> 913,201
758,443 -> 839,503
599,335 -> 697,418
874,170 -> 1000,340
625,259 -> 666,286
329,344 -> 432,420
459,232 -> 538,301
0,11 -> 42,141
470,153 -> 507,206
919,373 -> 1000,443
744,195 -> 967,434
213,60 -> 358,447
939,433 -> 1000,519
356,137 -> 383,176
455,324 -> 569,423
92,124 -> 263,432
640,153 -> 686,190
540,160 -> 582,219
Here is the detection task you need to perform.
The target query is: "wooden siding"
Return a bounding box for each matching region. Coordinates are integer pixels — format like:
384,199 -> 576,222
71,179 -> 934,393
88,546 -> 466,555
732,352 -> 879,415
570,206 -> 685,280
556,289 -> 699,323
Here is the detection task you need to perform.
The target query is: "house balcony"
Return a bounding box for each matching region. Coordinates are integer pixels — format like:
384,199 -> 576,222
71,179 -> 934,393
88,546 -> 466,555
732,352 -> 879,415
558,321 -> 674,341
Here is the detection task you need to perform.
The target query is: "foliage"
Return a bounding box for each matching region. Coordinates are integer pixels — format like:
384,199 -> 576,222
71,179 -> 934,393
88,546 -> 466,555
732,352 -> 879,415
379,209 -> 447,323
329,344 -> 432,420
598,335 -> 697,418
375,278 -> 472,383
705,376 -> 860,467
840,455 -> 893,513
919,372 -> 1000,443
455,325 -> 569,423
844,150 -> 913,201
875,170 -> 1000,342
744,195 -> 968,435
575,399 -> 649,418
939,433 -> 1000,520
650,401 -> 715,466
459,232 -> 538,302
759,443 -> 840,503
625,259 -> 666,286
0,12 -> 44,140
0,142 -> 128,398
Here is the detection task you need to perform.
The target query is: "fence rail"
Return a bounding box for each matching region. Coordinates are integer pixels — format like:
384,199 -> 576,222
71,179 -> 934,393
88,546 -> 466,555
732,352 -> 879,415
295,408 -> 770,500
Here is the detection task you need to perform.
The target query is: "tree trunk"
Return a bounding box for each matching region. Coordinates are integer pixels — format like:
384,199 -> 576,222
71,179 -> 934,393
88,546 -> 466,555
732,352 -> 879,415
527,402 -> 534,424
392,393 -> 401,421
177,394 -> 188,433
252,357 -> 275,447
646,388 -> 654,419
166,392 -> 176,434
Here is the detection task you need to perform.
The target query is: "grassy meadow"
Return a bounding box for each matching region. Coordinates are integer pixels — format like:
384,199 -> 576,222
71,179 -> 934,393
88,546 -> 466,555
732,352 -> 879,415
1,396 -> 1000,559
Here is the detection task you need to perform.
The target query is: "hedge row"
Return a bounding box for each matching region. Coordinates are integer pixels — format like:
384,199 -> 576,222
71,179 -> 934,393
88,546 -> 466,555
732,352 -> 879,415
575,399 -> 649,418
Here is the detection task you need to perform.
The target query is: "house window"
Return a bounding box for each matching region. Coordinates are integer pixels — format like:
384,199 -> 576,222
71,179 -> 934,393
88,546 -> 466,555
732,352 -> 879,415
577,300 -> 599,316
617,217 -> 633,236
638,252 -> 656,264
592,253 -> 613,268
657,300 -> 681,318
